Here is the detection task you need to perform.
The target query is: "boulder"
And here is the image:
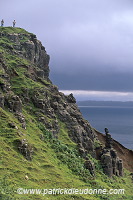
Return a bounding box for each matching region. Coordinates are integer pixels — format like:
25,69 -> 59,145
18,139 -> 33,161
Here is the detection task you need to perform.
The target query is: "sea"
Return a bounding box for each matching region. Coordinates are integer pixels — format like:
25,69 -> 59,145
78,105 -> 133,150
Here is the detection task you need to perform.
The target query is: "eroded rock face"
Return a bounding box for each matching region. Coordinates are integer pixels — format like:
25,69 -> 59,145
22,37 -> 50,78
50,91 -> 96,157
5,95 -> 22,112
4,95 -> 26,129
101,151 -> 113,177
84,157 -> 95,176
0,31 -> 50,80
100,129 -> 123,177
18,139 -> 33,161
101,149 -> 123,177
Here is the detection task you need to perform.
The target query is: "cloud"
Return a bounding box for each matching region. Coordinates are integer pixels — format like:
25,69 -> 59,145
50,70 -> 133,92
60,90 -> 133,101
1,0 -> 133,97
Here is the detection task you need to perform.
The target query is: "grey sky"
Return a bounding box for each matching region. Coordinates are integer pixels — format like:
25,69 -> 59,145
1,0 -> 133,100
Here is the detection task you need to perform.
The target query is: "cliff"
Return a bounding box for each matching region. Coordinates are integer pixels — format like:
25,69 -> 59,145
0,27 -> 133,200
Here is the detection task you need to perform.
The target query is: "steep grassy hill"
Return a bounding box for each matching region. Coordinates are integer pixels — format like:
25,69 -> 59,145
0,27 -> 133,200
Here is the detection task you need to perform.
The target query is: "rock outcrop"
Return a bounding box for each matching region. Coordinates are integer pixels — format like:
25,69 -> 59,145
0,30 -> 50,80
100,129 -> 123,177
18,139 -> 33,161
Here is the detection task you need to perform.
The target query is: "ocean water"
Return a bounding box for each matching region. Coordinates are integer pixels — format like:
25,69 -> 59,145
79,106 -> 133,150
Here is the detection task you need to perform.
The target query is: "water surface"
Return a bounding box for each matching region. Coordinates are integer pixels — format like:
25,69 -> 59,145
79,106 -> 133,150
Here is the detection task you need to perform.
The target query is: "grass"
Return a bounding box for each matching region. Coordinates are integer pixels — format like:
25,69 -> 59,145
0,106 -> 133,200
0,27 -> 32,35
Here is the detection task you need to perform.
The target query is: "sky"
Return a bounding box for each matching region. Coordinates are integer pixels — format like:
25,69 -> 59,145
1,0 -> 133,101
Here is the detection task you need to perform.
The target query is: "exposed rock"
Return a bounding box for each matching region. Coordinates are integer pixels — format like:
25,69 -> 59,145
48,91 -> 96,157
0,31 -> 50,80
18,139 -> 33,161
105,128 -> 113,149
66,93 -> 76,103
118,159 -> 123,176
38,114 -> 59,136
78,146 -> 88,158
40,134 -> 44,141
5,95 -> 22,113
48,91 -> 96,158
84,157 -> 95,176
4,94 -> 26,128
36,69 -> 45,78
15,112 -> 26,129
8,122 -> 18,129
101,151 -> 113,177
7,33 -> 20,43
0,71 -> 11,92
0,94 -> 4,108
18,34 -> 50,79
100,129 -> 123,177
130,173 -> 133,183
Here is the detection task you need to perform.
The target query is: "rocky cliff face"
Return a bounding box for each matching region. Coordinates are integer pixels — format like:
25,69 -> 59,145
0,29 -> 50,79
0,27 -> 131,178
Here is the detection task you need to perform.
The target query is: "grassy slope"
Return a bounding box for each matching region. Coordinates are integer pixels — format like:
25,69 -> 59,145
0,27 -> 133,200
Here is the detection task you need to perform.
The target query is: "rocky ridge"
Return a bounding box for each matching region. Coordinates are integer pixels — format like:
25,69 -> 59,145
0,27 -> 132,179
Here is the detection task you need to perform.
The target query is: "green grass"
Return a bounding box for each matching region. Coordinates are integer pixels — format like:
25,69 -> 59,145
0,27 -> 32,35
0,106 -> 133,200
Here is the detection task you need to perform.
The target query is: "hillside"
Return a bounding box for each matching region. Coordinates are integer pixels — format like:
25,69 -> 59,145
0,27 -> 133,200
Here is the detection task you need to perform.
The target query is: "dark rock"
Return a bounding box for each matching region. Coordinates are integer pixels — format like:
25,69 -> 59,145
78,143 -> 88,158
105,129 -> 113,149
8,122 -> 18,129
18,139 -> 33,161
118,159 -> 123,176
2,32 -> 50,80
50,91 -> 96,158
15,112 -> 26,129
5,95 -> 22,113
40,134 -> 44,141
130,173 -> 133,183
51,102 -> 58,110
36,69 -> 45,78
0,95 -> 4,108
100,147 -> 123,177
84,157 -> 95,176
99,130 -> 124,176
7,33 -> 20,43
66,93 -> 76,103
22,38 -> 50,79
101,152 -> 113,177
105,128 -> 109,134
